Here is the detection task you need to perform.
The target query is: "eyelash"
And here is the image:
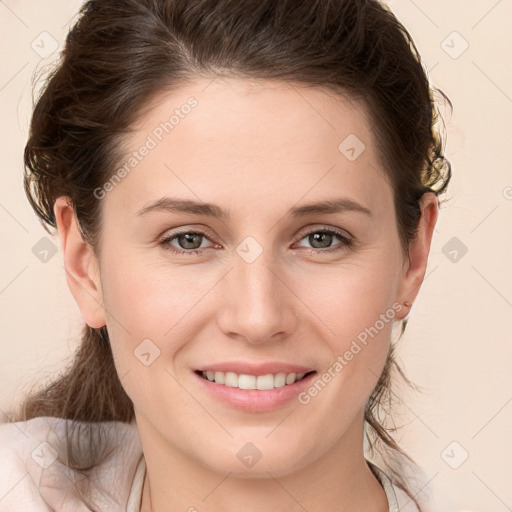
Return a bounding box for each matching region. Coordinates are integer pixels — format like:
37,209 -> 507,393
158,226 -> 353,256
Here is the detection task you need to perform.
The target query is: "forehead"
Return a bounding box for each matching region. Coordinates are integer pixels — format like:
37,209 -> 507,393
106,77 -> 391,220
131,77 -> 375,153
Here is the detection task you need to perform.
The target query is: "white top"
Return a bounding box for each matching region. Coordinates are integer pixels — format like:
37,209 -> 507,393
0,416 -> 450,511
126,454 -> 146,512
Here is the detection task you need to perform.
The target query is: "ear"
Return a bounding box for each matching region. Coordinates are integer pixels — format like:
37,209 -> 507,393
394,192 -> 439,321
53,196 -> 106,329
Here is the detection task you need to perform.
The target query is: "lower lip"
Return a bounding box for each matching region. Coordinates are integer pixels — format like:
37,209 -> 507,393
193,371 -> 317,413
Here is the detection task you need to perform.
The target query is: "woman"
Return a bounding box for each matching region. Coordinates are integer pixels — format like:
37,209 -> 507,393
0,0 -> 452,510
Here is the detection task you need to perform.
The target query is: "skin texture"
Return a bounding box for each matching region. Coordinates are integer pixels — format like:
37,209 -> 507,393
54,77 -> 438,512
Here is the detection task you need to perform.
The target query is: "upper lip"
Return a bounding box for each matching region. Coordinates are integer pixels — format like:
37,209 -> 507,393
195,361 -> 315,376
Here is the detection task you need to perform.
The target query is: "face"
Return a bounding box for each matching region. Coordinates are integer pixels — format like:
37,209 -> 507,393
57,77 -> 437,479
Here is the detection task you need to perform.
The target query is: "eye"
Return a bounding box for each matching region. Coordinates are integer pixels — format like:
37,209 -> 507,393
159,230 -> 216,255
293,227 -> 353,253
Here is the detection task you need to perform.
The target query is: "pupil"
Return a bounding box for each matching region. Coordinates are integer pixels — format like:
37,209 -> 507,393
180,233 -> 201,249
310,232 -> 332,249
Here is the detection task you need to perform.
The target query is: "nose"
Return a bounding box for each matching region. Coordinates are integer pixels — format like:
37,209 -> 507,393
216,245 -> 298,345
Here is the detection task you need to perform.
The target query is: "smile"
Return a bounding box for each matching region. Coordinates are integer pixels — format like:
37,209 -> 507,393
196,370 -> 315,390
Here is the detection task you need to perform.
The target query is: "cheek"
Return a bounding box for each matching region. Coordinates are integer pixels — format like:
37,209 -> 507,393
295,259 -> 398,387
298,255 -> 400,335
293,271 -> 397,425
98,261 -> 194,411
101,252 -> 207,333
99,255 -> 218,377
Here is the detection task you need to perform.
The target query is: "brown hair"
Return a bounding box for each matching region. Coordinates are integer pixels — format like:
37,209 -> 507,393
15,0 -> 452,508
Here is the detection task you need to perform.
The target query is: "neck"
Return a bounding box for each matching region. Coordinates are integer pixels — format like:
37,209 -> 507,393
137,412 -> 389,512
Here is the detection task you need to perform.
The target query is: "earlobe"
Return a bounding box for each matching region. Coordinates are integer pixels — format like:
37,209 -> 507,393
395,193 -> 439,321
53,196 -> 106,329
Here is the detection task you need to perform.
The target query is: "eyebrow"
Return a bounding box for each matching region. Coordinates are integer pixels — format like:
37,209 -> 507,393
135,196 -> 372,219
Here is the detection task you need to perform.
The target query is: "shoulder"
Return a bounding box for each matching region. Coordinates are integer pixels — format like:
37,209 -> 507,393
0,416 -> 143,512
0,417 -> 47,510
393,483 -> 455,512
367,457 -> 453,512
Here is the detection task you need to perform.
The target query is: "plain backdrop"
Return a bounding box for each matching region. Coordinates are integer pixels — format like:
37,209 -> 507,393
1,1 -> 511,510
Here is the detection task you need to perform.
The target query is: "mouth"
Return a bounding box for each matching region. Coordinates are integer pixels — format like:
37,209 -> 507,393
193,367 -> 318,412
194,369 -> 317,390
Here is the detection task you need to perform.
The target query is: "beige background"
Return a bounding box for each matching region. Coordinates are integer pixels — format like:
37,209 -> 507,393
1,1 -> 511,510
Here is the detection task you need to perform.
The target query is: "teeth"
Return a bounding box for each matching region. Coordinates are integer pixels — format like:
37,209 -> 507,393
201,370 -> 308,390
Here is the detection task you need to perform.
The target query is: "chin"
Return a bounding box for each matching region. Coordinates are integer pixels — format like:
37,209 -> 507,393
207,450 -> 310,480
